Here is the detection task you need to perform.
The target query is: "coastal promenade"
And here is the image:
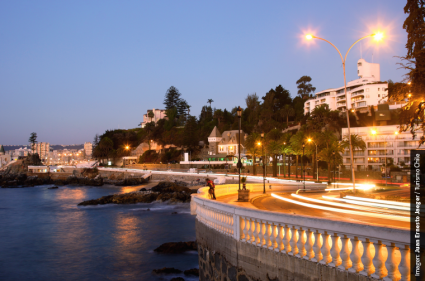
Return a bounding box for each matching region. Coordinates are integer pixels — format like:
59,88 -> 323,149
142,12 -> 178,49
191,183 -> 411,281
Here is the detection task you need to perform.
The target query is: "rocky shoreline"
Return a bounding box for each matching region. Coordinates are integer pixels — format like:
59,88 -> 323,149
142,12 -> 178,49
78,181 -> 196,205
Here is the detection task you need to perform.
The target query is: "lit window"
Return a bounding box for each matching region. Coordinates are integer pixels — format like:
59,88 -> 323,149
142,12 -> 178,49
378,88 -> 380,91
378,94 -> 380,97
366,88 -> 369,92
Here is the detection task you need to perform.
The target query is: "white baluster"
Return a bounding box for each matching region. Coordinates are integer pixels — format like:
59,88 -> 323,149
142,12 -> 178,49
289,226 -> 299,256
245,217 -> 251,242
304,229 -> 314,260
268,222 -> 275,250
283,225 -> 291,254
262,221 -> 268,248
312,231 -> 322,262
257,220 -> 264,246
319,232 -> 332,265
371,242 -> 388,279
329,233 -> 342,267
240,217 -> 246,241
383,243 -> 400,281
397,245 -> 410,281
250,219 -> 256,244
338,235 -> 352,271
275,224 -> 284,252
348,236 -> 363,273
296,228 -> 306,258
360,238 -> 375,277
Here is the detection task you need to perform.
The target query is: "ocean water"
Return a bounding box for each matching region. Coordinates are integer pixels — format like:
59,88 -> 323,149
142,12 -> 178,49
0,185 -> 199,281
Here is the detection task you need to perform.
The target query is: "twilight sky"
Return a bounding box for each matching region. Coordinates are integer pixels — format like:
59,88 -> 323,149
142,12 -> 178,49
0,0 -> 408,145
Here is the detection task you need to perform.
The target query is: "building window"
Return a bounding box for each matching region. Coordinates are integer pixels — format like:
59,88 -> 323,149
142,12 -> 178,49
378,94 -> 380,97
378,88 -> 380,91
358,62 -> 362,66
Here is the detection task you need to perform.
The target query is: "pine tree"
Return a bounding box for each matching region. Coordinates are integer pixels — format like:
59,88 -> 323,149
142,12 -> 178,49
163,86 -> 182,110
296,76 -> 316,99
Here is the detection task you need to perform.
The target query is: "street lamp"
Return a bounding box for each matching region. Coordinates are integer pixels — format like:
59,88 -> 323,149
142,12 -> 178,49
258,133 -> 266,193
305,32 -> 384,192
237,106 -> 242,191
302,142 -> 305,190
332,151 -> 336,186
124,145 -> 130,168
307,138 -> 318,182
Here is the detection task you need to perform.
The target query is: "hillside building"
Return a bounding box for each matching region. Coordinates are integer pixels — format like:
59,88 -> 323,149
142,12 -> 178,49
208,126 -> 247,157
84,142 -> 93,158
304,59 -> 403,115
139,108 -> 167,128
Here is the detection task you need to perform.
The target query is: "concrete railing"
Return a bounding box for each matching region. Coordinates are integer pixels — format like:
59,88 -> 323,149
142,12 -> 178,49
191,186 -> 410,281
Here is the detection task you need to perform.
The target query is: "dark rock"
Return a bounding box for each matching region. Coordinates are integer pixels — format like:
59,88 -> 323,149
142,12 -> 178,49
184,268 -> 199,276
171,212 -> 178,214
151,181 -> 191,193
154,241 -> 197,254
48,186 -> 58,189
238,274 -> 249,281
170,278 -> 185,281
228,266 -> 237,281
140,188 -> 147,191
152,267 -> 182,274
221,258 -> 227,274
146,208 -> 150,211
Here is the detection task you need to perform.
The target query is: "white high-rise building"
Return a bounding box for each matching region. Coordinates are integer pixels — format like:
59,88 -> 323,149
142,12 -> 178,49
139,108 -> 167,128
304,59 -> 403,115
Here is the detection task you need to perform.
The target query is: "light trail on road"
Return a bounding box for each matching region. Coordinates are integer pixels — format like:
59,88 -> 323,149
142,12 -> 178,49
322,196 -> 410,211
344,196 -> 410,207
291,194 -> 409,216
271,193 -> 409,222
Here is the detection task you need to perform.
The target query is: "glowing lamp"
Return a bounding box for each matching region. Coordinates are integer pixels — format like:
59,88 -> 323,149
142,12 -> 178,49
371,130 -> 377,135
373,32 -> 384,41
305,34 -> 313,40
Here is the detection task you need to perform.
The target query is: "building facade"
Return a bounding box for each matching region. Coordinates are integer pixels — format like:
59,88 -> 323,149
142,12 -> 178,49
84,142 -> 93,158
34,142 -> 50,160
139,108 -> 167,128
304,59 -> 400,115
208,126 -> 247,156
341,125 -> 423,171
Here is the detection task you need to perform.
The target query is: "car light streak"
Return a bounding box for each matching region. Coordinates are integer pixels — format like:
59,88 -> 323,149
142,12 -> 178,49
322,196 -> 410,211
271,193 -> 409,222
344,196 -> 410,207
291,194 -> 408,215
324,183 -> 375,191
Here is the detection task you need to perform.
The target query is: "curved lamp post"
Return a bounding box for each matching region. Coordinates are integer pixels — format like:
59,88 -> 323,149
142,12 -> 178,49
237,106 -> 242,190
302,142 -> 305,190
258,134 -> 266,194
305,32 -> 383,191
307,138 -> 318,181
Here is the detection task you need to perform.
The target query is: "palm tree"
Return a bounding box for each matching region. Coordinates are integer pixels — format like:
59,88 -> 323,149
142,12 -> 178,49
245,132 -> 261,175
318,141 -> 344,182
148,111 -> 155,123
207,99 -> 214,108
280,104 -> 295,128
341,134 -> 366,179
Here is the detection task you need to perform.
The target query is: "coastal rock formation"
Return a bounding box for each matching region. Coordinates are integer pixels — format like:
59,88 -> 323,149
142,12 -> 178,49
154,241 -> 197,254
152,267 -> 182,274
184,268 -> 199,276
77,181 -> 194,206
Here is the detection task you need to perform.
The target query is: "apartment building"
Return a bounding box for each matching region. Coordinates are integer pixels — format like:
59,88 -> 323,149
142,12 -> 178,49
34,142 -> 50,160
139,108 -> 167,128
84,142 -> 93,158
341,125 -> 423,171
304,59 -> 402,115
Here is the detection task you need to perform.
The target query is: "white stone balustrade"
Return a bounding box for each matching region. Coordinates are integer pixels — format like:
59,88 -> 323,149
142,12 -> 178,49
191,186 -> 410,281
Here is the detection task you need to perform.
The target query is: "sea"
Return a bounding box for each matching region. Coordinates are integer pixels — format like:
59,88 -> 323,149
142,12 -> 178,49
0,184 -> 199,281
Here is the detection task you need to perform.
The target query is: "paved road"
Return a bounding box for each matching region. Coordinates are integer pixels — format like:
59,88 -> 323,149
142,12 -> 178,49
217,191 -> 410,229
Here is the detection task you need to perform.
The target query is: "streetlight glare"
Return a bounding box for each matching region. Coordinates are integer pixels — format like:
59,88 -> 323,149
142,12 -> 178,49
305,34 -> 313,40
125,146 -> 129,150
408,81 -> 411,85
371,130 -> 377,135
373,32 -> 384,41
257,142 -> 261,146
307,138 -> 312,142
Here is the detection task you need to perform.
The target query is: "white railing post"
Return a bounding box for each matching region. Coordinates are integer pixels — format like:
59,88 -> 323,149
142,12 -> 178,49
312,231 -> 323,263
329,233 -> 342,267
371,241 -> 388,279
289,226 -> 299,256
269,222 -> 276,251
296,227 -> 306,258
250,218 -> 256,244
304,229 -> 314,260
383,243 -> 400,281
397,244 -> 410,281
347,236 -> 363,273
319,231 -> 332,265
283,225 -> 291,254
338,235 -> 352,271
359,238 -> 375,277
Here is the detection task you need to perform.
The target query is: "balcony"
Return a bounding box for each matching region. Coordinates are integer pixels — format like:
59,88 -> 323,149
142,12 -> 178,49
357,101 -> 367,107
336,96 -> 346,101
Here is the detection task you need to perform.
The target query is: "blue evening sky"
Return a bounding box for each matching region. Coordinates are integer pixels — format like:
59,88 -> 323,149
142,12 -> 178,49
0,0 -> 408,145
